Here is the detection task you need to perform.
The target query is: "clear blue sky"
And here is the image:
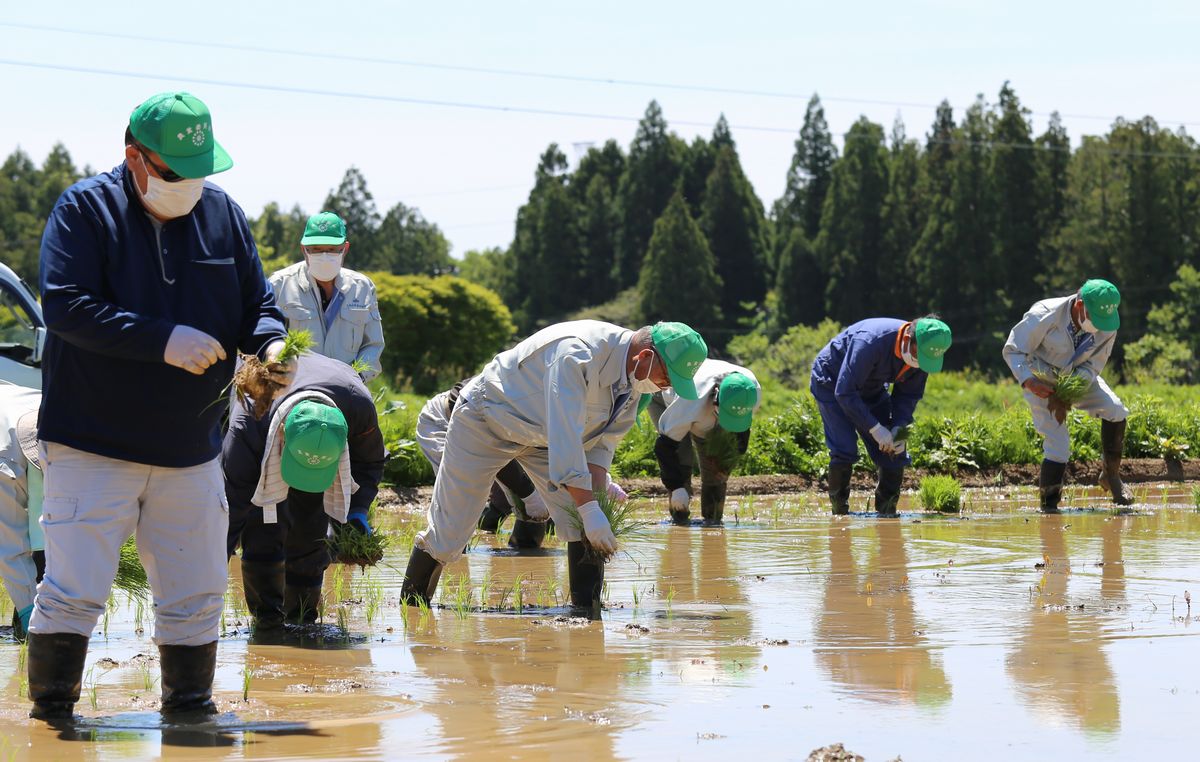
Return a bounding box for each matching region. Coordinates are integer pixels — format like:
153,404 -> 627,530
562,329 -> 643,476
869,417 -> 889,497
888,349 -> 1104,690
3,1 -> 1197,257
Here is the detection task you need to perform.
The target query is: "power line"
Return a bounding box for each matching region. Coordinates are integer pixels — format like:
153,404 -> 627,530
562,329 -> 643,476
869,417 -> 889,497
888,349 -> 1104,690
4,57 -> 1200,162
4,20 -> 1197,129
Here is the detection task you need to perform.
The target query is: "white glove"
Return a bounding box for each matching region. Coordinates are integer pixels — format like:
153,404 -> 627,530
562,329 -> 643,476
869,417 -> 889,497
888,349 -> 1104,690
521,490 -> 551,522
606,478 -> 628,503
164,325 -> 226,375
889,426 -> 907,455
263,339 -> 297,396
669,487 -> 691,512
870,423 -> 896,455
576,499 -> 617,555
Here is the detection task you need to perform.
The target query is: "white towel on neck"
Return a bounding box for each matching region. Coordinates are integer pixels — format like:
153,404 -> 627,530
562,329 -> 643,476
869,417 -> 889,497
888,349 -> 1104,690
251,390 -> 357,523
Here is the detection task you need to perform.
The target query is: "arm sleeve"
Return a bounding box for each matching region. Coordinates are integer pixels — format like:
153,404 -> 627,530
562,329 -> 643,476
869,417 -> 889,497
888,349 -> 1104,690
354,282 -> 386,382
736,429 -> 751,455
1003,304 -> 1054,385
220,401 -> 267,556
232,205 -> 287,358
890,372 -> 928,428
496,460 -> 535,499
655,434 -> 691,491
346,393 -> 387,517
544,339 -> 595,491
833,336 -> 883,433
39,201 -> 174,361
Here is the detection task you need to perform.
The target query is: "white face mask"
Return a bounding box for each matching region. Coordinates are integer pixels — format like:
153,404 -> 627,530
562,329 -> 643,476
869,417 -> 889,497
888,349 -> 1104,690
1080,316 -> 1099,334
306,251 -> 344,282
900,330 -> 920,368
139,170 -> 204,219
629,352 -> 663,394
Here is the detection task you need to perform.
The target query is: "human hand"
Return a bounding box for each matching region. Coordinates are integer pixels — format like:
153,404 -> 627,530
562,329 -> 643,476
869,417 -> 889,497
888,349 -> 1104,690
263,339 -> 297,388
520,490 -> 551,522
870,423 -> 896,455
347,512 -> 373,536
164,325 -> 226,375
576,499 -> 617,554
1023,378 -> 1055,399
889,426 -> 908,456
606,479 -> 628,503
669,487 -> 691,513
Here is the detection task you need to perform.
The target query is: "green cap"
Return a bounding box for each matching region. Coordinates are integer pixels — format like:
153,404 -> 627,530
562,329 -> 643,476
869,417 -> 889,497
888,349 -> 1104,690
649,322 -> 708,400
717,372 -> 758,433
280,401 -> 348,494
914,318 -> 952,373
1080,279 -> 1120,332
301,211 -> 348,246
129,92 -> 232,179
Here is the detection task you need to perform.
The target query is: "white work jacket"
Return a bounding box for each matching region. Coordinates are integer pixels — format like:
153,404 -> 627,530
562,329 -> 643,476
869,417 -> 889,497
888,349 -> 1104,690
470,320 -> 636,493
268,263 -> 385,381
656,359 -> 761,441
0,383 -> 42,612
1003,295 -> 1116,386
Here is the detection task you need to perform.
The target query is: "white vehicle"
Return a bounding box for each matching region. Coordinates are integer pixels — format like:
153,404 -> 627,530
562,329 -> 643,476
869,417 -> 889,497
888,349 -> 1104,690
0,261 -> 45,390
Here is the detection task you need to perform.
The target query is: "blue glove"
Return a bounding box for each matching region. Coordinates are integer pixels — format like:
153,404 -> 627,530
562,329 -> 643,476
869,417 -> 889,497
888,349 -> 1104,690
347,512 -> 373,536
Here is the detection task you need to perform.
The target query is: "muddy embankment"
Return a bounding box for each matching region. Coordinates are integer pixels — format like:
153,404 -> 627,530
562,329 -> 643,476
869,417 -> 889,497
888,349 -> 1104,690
378,458 -> 1200,509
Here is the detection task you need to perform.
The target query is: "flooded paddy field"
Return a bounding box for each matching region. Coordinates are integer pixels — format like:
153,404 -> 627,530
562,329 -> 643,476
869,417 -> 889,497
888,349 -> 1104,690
2,483 -> 1197,760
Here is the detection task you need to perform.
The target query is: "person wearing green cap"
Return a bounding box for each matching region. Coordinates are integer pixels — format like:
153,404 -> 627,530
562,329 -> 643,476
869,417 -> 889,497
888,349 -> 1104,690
648,359 -> 761,526
1003,279 -> 1133,512
223,353 -> 385,632
29,91 -> 293,721
269,212 -> 386,382
811,316 -> 953,516
401,320 -> 707,613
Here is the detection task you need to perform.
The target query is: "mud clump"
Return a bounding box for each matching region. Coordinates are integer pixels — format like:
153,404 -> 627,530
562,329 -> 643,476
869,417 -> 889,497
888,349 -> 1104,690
807,743 -> 864,762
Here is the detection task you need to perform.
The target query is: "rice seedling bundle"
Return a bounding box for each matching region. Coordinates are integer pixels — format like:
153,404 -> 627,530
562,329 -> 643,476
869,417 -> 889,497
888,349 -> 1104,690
561,488 -> 649,564
918,475 -> 962,513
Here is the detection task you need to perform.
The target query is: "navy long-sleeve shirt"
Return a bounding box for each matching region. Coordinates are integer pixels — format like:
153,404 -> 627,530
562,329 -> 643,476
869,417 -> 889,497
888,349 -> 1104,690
809,318 -> 928,433
38,163 -> 286,467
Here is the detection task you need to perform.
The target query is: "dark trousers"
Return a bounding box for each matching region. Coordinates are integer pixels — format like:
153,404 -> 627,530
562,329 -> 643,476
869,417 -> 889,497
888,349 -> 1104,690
231,489 -> 331,588
815,394 -> 910,468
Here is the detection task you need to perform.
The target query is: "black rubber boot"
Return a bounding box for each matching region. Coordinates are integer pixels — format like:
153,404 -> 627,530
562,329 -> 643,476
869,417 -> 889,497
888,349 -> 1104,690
240,559 -> 286,630
827,463 -> 853,515
567,541 -> 604,618
478,483 -> 514,532
875,468 -> 904,517
159,641 -> 218,718
1040,459 -> 1067,514
1099,419 -> 1134,506
508,519 -> 547,549
284,583 -> 323,624
700,483 -> 727,526
401,546 -> 443,606
27,631 -> 89,720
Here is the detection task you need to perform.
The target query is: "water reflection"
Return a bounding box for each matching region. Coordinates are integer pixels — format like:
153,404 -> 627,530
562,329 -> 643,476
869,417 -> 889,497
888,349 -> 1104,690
1006,515 -> 1122,735
814,521 -> 951,707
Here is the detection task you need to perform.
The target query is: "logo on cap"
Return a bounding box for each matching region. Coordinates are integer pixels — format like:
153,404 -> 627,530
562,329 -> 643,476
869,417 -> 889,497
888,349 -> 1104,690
929,346 -> 947,357
1098,304 -> 1117,314
297,448 -> 334,466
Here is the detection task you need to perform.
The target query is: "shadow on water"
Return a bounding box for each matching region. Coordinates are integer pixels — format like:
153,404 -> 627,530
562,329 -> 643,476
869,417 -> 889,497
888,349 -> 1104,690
44,712 -> 325,748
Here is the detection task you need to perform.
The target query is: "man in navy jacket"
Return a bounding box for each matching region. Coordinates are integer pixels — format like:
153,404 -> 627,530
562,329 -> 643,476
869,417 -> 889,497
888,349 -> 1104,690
811,318 -> 952,515
28,92 -> 289,720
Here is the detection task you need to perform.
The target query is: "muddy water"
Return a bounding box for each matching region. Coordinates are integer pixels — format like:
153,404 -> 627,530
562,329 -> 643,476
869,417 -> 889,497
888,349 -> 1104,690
2,485 -> 1198,760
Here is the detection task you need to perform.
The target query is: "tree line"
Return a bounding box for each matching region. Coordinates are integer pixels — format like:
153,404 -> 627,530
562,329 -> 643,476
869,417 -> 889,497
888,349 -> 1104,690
2,81 -> 1198,380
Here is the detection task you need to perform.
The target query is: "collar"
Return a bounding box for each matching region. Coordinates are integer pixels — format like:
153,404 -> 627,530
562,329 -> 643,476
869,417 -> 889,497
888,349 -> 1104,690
600,330 -> 636,391
894,323 -> 916,382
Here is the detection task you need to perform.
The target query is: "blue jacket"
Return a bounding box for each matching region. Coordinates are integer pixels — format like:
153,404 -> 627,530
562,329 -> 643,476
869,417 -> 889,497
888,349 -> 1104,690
38,163 -> 286,467
809,318 -> 928,433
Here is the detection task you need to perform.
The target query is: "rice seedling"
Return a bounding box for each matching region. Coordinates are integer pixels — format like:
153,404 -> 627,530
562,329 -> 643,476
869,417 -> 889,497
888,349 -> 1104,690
242,668 -> 254,702
1034,368 -> 1089,406
326,523 -> 391,569
1192,485 -> 1200,511
893,425 -> 911,442
349,358 -> 374,377
665,586 -> 677,618
84,665 -> 100,710
561,489 -> 649,564
512,574 -> 526,613
918,475 -> 963,513
116,538 -> 152,602
364,576 -> 383,627
336,605 -> 349,632
234,328 -> 314,419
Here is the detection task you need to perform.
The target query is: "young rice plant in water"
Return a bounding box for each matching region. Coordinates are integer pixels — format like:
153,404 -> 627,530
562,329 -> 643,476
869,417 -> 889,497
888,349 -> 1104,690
561,488 -> 648,563
918,475 -> 963,513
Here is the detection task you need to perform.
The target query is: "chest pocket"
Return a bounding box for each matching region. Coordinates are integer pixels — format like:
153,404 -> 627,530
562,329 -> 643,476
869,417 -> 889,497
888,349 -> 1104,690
280,302 -> 319,334
1042,325 -> 1076,366
338,303 -> 371,352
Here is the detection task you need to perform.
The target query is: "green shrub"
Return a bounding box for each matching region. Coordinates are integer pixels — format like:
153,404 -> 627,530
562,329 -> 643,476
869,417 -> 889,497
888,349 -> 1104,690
370,273 -> 515,394
374,388 -> 436,487
918,475 -> 962,513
